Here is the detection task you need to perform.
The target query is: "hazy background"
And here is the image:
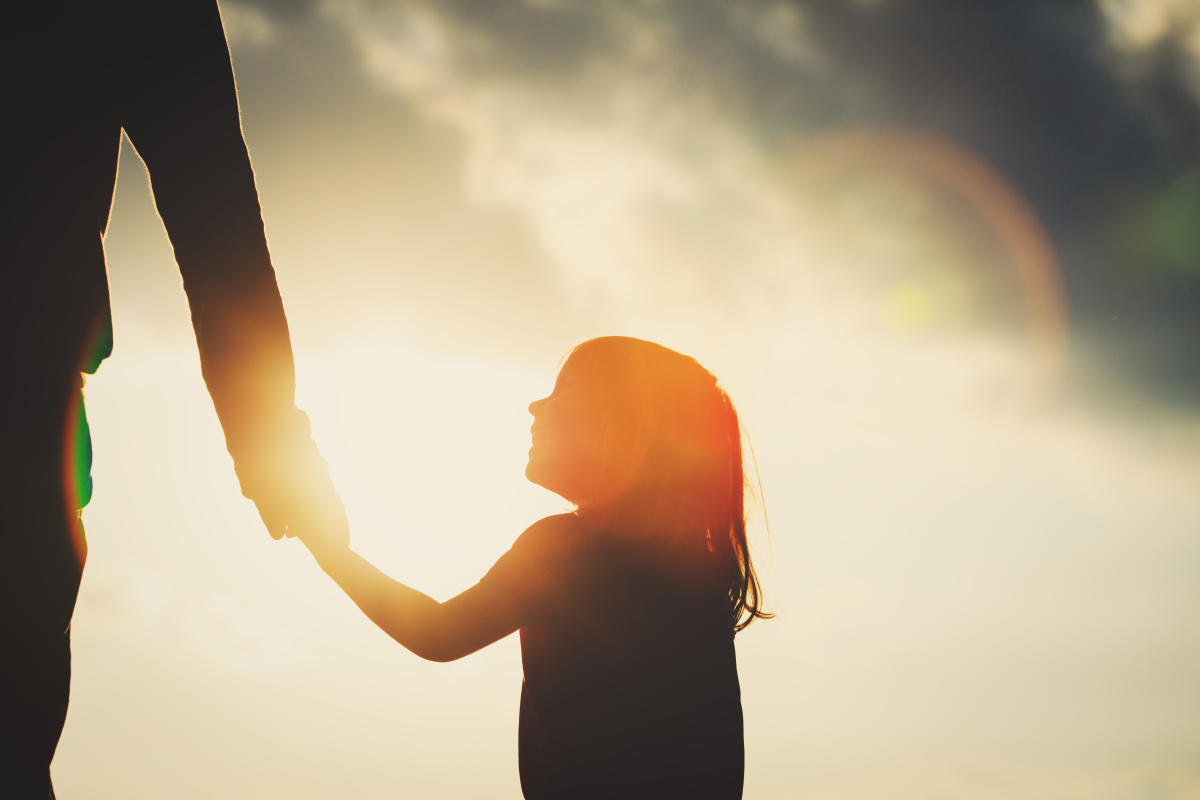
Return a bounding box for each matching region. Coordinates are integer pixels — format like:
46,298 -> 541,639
54,1 -> 1200,797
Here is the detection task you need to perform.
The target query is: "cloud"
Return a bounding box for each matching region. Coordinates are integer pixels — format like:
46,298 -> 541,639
221,0 -> 1200,403
317,0 -> 787,306
183,594 -> 306,676
221,2 -> 277,47
1100,0 -> 1200,67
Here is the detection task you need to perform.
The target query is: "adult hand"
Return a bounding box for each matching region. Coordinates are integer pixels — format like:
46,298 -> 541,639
234,428 -> 348,547
253,460 -> 348,549
282,468 -> 351,561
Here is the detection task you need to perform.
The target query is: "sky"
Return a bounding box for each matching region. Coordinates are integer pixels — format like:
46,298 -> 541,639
52,1 -> 1200,798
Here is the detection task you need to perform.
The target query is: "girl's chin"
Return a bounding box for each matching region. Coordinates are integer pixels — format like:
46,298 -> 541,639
525,464 -> 579,504
524,459 -> 552,490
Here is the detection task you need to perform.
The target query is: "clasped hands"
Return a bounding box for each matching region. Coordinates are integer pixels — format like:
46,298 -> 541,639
235,431 -> 350,559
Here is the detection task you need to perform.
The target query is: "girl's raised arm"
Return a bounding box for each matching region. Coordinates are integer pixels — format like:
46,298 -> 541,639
302,536 -> 525,663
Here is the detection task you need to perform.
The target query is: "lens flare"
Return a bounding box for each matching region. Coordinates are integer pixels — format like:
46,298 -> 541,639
61,382 -> 92,568
786,128 -> 1069,380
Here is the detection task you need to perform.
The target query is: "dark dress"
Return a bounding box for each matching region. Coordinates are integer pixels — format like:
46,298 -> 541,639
481,514 -> 745,800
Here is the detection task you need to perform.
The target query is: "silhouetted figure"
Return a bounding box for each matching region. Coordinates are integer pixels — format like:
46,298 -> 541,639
2,3 -> 345,795
299,337 -> 770,799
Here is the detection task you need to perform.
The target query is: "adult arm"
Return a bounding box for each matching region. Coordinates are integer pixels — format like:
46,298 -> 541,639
118,0 -> 344,540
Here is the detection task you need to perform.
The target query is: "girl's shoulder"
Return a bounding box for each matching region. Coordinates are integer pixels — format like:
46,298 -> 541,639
483,513 -> 589,597
515,512 -> 587,555
524,511 -> 584,535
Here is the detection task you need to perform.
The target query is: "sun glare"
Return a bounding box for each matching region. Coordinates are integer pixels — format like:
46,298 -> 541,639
293,338 -> 567,596
46,1 -> 1200,795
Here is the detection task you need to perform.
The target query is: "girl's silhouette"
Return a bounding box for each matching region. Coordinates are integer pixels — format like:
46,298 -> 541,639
300,336 -> 770,799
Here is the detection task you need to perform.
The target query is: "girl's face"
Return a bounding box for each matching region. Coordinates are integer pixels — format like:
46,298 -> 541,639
526,352 -> 620,506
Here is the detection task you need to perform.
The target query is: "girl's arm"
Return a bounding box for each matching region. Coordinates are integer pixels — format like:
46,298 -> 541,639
303,538 -> 524,663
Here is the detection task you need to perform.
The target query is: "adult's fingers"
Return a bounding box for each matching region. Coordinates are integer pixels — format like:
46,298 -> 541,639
253,495 -> 288,540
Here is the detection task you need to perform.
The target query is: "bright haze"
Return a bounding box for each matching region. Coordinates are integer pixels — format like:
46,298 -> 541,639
55,1 -> 1200,798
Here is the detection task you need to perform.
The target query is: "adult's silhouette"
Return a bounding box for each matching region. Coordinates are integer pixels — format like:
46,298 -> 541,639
2,2 -> 346,795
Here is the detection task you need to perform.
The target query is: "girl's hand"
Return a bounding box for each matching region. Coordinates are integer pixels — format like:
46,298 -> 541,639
291,516 -> 350,565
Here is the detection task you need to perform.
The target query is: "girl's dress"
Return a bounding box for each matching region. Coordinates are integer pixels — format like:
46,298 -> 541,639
480,512 -> 744,800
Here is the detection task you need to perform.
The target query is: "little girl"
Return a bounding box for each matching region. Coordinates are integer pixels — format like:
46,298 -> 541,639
298,336 -> 770,799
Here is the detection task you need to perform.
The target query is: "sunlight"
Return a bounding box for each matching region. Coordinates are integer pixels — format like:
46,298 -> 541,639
42,2 -> 1200,794
293,336 -> 567,596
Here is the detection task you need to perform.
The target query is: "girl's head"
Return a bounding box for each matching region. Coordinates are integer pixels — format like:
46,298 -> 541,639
527,336 -> 770,631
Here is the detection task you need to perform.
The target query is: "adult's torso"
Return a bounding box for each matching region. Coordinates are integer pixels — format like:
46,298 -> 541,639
4,3 -> 152,380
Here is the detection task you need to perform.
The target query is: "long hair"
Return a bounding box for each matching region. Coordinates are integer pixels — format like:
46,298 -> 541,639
565,336 -> 772,633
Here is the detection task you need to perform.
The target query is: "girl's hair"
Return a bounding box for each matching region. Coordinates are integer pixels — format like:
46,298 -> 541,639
566,336 -> 772,632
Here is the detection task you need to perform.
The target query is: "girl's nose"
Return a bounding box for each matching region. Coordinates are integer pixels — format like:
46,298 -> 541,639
529,396 -> 547,417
